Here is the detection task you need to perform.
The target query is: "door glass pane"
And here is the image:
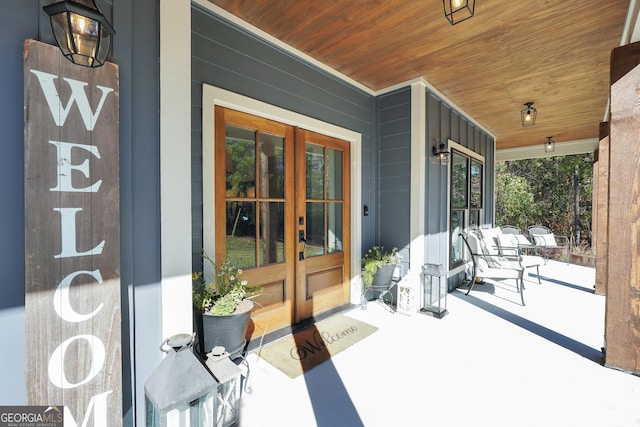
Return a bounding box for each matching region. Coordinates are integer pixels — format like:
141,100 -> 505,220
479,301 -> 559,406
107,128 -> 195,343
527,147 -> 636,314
305,202 -> 325,257
259,133 -> 285,198
326,148 -> 343,200
470,159 -> 482,208
259,202 -> 285,266
306,144 -> 324,199
226,201 -> 256,269
450,210 -> 465,266
327,202 -> 343,253
225,125 -> 256,198
451,151 -> 468,209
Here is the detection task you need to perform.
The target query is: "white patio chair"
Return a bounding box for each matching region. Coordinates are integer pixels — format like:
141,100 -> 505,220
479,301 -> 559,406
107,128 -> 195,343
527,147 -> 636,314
527,225 -> 570,264
500,225 -> 535,249
459,231 -> 526,306
496,226 -> 543,283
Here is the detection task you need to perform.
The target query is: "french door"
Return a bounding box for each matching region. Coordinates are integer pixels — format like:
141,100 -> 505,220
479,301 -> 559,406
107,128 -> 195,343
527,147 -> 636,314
214,107 -> 350,338
294,128 -> 351,322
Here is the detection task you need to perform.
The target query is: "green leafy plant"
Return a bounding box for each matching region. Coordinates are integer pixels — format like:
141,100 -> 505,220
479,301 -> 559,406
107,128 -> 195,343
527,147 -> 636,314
360,246 -> 401,288
192,253 -> 261,316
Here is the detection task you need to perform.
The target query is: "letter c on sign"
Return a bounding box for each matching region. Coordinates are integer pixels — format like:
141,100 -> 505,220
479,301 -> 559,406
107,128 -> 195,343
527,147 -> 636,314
54,270 -> 104,322
48,335 -> 106,389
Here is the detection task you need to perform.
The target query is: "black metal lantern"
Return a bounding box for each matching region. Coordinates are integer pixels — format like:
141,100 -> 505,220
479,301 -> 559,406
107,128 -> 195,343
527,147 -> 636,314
443,0 -> 476,26
420,263 -> 448,318
432,141 -> 450,166
521,102 -> 537,127
544,136 -> 555,153
43,0 -> 115,67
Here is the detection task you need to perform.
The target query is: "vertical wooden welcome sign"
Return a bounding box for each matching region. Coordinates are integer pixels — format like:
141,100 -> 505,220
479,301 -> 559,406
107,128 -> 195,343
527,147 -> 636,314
24,39 -> 122,425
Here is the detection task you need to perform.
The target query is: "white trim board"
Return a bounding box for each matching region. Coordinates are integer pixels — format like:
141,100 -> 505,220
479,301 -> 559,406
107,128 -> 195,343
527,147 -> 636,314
160,0 -> 192,342
202,85 -> 364,304
496,138 -> 598,162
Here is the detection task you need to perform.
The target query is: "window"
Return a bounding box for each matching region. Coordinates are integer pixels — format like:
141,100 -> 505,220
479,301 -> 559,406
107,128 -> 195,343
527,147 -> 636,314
449,145 -> 484,268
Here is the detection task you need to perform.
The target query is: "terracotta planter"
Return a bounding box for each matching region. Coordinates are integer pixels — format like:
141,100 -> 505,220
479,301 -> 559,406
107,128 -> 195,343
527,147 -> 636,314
194,299 -> 253,359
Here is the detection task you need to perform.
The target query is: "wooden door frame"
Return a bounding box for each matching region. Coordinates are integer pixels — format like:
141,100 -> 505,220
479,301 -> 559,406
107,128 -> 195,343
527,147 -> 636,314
202,85 -> 363,305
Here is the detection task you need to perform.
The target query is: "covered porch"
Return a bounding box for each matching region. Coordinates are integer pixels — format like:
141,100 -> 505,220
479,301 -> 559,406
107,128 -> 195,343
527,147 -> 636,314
239,261 -> 640,426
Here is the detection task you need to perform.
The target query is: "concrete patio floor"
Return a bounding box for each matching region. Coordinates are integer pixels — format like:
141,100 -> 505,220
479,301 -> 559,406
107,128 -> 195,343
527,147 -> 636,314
238,261 -> 640,427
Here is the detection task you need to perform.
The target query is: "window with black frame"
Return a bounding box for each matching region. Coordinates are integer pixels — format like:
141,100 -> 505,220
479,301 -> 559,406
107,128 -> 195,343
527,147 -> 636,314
450,149 -> 484,268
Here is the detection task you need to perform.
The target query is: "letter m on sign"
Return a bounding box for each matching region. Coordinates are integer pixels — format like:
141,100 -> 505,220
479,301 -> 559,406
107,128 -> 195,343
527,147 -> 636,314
23,39 -> 122,426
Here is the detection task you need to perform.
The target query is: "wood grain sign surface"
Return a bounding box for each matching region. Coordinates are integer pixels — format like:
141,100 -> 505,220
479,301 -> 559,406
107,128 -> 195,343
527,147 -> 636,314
24,39 -> 122,425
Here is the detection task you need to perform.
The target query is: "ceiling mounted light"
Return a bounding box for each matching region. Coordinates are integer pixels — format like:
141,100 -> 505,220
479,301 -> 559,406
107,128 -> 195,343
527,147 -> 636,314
544,136 -> 555,153
43,0 -> 115,68
443,0 -> 476,26
521,102 -> 537,127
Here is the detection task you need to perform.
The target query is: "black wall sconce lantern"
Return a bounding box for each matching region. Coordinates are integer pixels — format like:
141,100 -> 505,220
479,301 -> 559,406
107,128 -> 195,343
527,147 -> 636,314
432,140 -> 450,166
443,0 -> 476,25
521,102 -> 537,127
43,0 -> 115,67
544,136 -> 555,153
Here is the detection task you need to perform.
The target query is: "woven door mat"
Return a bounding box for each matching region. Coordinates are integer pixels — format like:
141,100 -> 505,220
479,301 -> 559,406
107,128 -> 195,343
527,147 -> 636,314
256,314 -> 378,378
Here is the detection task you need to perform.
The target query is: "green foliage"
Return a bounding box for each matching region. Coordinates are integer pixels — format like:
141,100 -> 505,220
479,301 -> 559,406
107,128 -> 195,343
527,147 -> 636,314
225,137 -> 256,197
495,153 -> 593,248
192,253 -> 261,316
360,246 -> 401,288
494,162 -> 535,231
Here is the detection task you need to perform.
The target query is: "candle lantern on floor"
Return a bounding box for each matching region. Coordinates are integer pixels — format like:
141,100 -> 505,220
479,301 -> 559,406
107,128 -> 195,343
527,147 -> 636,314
144,333 -> 217,427
421,263 -> 448,318
205,346 -> 243,427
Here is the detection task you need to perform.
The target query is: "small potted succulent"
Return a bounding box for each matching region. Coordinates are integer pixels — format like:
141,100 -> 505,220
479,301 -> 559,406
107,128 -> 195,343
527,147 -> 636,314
192,253 -> 261,359
360,245 -> 401,290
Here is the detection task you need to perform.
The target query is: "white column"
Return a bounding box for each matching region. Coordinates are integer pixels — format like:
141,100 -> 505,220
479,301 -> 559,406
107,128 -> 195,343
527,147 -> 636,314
160,0 -> 192,339
410,81 -> 427,273
397,81 -> 427,314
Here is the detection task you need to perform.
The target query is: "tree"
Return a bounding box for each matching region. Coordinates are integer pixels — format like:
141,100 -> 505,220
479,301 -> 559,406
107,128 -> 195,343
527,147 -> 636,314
494,162 -> 535,231
495,153 -> 593,249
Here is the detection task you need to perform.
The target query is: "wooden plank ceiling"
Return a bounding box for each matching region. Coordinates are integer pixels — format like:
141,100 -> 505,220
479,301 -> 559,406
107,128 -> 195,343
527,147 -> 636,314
207,0 -> 628,150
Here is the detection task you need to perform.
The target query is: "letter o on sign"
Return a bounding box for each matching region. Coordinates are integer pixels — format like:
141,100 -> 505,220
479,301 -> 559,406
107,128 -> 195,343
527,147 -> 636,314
48,334 -> 106,389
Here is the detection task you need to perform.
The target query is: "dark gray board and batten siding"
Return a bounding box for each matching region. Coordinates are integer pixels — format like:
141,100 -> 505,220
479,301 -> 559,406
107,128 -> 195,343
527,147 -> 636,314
191,4 -> 378,261
377,89 -> 495,289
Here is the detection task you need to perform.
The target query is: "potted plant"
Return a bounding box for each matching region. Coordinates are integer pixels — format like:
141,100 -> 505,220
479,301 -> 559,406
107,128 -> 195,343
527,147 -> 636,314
192,253 -> 261,359
361,246 -> 401,290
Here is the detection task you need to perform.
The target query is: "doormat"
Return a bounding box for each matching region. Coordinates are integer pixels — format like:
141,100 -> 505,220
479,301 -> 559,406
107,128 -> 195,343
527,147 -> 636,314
257,314 -> 378,379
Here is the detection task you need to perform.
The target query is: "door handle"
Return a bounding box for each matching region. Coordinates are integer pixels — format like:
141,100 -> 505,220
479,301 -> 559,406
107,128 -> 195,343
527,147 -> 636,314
299,230 -> 306,260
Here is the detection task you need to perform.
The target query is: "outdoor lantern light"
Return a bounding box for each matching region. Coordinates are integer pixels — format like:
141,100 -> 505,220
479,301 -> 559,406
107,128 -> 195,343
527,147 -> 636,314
544,136 -> 555,153
420,263 -> 448,318
145,334 -> 217,427
521,102 -> 537,127
432,141 -> 450,166
43,0 -> 115,67
443,0 -> 475,25
205,346 -> 244,427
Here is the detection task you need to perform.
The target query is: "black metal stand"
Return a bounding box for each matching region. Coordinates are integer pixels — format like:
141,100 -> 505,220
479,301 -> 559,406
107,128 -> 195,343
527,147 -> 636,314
361,284 -> 395,313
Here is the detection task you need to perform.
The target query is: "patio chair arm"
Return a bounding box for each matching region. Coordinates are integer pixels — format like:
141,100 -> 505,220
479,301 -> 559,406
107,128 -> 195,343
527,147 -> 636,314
494,243 -> 522,254
460,232 -> 523,261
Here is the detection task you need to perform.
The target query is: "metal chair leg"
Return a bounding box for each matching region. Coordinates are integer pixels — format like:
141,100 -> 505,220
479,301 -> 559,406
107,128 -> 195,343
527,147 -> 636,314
465,275 -> 477,295
518,275 -> 526,306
